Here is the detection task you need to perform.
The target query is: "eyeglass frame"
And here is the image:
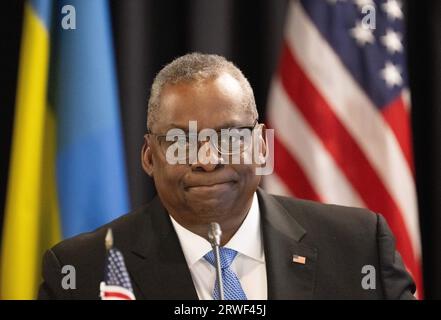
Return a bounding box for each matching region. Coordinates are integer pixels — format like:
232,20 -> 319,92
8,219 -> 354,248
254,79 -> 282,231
145,120 -> 261,158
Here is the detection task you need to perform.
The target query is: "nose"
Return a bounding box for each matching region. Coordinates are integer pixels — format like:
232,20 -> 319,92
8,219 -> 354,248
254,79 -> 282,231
190,141 -> 224,172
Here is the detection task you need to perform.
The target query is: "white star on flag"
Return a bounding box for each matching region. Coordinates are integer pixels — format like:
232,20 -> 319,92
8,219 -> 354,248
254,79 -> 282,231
381,61 -> 402,87
354,0 -> 375,11
381,29 -> 403,54
382,0 -> 403,21
350,21 -> 375,46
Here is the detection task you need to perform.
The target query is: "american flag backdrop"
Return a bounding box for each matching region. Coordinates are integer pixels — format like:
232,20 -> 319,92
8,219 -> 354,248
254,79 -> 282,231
265,0 -> 422,296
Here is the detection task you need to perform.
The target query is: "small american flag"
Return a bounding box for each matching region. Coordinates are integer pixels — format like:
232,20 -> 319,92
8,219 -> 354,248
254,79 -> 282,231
100,229 -> 136,300
293,254 -> 306,265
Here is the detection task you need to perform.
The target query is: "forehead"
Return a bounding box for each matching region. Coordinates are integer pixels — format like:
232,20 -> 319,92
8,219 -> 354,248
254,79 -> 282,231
156,73 -> 251,131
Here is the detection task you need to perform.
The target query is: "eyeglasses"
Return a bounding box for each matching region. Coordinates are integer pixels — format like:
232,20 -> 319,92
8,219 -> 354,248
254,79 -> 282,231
146,120 -> 260,161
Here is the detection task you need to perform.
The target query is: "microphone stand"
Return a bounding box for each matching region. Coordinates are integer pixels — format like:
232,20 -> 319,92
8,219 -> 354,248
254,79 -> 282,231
208,222 -> 224,300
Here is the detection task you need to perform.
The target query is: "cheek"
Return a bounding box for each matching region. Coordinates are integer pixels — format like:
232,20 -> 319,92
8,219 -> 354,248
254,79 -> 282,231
236,166 -> 261,199
153,161 -> 187,189
241,149 -> 254,164
222,150 -> 254,166
231,164 -> 259,184
228,137 -> 263,166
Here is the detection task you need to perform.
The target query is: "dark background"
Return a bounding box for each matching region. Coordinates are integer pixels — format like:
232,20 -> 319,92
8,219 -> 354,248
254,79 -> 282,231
0,0 -> 440,299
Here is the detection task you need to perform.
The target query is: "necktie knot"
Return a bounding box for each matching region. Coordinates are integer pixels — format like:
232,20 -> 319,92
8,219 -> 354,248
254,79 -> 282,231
204,247 -> 237,269
203,247 -> 247,300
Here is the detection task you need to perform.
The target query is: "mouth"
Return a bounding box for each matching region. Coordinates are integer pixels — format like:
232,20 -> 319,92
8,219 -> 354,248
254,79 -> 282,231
184,181 -> 237,193
183,169 -> 240,196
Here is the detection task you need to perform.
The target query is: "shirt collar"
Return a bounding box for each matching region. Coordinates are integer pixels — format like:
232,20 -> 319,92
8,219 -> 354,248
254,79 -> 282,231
169,192 -> 264,266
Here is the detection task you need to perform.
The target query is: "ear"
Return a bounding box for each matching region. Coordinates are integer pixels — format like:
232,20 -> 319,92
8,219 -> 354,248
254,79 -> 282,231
256,124 -> 267,165
141,134 -> 154,177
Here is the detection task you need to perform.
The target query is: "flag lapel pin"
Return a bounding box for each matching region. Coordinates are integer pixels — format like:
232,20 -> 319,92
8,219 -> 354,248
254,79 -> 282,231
292,254 -> 306,265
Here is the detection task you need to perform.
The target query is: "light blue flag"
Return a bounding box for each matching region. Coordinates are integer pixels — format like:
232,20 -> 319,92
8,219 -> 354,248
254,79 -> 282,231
49,0 -> 129,238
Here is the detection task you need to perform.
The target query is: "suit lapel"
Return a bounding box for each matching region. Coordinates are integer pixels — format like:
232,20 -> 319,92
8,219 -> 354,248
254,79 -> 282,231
257,189 -> 318,299
124,196 -> 199,300
123,190 -> 317,300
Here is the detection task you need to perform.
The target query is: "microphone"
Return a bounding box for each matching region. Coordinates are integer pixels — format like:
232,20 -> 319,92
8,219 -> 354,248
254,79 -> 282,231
208,222 -> 224,300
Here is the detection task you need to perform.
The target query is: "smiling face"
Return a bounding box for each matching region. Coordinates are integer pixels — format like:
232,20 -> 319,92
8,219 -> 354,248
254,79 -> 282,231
142,73 -> 262,238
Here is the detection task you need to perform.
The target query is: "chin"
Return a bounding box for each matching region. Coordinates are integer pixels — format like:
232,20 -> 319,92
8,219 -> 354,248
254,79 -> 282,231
187,196 -> 235,218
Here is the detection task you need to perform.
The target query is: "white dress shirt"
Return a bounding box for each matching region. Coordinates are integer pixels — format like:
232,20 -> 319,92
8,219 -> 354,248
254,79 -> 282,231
170,192 -> 267,300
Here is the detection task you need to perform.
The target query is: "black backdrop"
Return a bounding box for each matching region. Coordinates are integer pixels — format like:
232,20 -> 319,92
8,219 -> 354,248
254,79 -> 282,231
110,0 -> 288,208
0,0 -> 440,299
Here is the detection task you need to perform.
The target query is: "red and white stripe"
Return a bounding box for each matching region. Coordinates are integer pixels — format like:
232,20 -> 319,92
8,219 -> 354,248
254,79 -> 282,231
265,1 -> 422,297
100,282 -> 136,300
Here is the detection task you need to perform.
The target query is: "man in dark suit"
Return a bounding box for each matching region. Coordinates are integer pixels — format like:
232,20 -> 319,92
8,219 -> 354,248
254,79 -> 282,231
38,53 -> 415,300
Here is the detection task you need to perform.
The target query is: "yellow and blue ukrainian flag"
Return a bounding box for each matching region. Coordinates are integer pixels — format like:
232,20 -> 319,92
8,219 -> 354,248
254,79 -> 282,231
0,0 -> 129,299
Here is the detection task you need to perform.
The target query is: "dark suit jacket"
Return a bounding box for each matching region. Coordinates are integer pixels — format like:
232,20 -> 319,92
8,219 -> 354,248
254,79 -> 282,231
38,188 -> 415,299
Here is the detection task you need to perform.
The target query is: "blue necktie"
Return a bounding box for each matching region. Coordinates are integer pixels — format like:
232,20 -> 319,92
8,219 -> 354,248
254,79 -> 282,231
204,247 -> 248,300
